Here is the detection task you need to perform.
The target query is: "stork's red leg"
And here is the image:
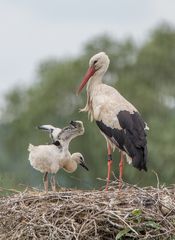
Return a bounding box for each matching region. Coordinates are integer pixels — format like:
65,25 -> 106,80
105,144 -> 112,191
119,152 -> 124,190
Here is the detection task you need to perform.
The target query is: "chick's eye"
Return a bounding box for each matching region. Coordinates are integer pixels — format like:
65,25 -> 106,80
94,60 -> 98,64
80,156 -> 83,160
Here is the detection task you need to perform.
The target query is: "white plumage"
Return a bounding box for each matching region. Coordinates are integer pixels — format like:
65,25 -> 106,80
28,144 -> 67,173
28,121 -> 88,192
77,52 -> 148,190
37,124 -> 62,142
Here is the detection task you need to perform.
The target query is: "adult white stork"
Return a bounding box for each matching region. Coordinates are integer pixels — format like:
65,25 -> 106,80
77,52 -> 148,190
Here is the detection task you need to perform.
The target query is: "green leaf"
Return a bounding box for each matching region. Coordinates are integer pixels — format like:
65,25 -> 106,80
132,209 -> 142,217
116,228 -> 130,240
146,221 -> 160,229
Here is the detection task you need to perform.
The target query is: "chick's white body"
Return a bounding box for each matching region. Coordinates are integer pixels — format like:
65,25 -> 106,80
28,144 -> 77,174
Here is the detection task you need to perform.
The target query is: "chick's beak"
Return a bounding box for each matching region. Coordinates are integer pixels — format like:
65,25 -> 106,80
80,162 -> 89,171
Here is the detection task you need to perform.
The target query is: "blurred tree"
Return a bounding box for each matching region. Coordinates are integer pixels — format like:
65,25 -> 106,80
0,23 -> 175,191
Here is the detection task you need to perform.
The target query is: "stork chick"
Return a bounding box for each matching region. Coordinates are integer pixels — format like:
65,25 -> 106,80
28,121 -> 88,192
77,52 -> 148,190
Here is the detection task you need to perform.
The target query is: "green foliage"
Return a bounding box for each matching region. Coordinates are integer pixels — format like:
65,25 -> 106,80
0,23 -> 175,190
145,221 -> 160,230
115,228 -> 130,239
132,209 -> 142,217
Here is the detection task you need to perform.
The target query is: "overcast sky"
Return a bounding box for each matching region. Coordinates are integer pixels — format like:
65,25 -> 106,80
0,0 -> 175,99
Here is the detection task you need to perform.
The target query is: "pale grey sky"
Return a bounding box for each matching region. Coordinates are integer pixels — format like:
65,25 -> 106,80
0,0 -> 175,99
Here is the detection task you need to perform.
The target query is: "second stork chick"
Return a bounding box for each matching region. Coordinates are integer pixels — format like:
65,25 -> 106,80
28,121 -> 88,192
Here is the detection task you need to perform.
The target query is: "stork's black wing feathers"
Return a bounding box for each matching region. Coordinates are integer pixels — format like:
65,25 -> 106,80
96,110 -> 148,171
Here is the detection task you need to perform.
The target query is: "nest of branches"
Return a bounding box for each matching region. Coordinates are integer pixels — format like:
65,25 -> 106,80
0,181 -> 175,240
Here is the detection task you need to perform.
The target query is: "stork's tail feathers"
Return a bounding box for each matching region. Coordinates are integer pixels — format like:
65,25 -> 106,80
132,145 -> 148,171
28,144 -> 34,152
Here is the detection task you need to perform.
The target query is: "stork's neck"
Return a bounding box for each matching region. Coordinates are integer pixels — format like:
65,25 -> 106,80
87,73 -> 103,93
59,140 -> 70,154
63,157 -> 77,172
80,69 -> 107,119
59,134 -> 78,149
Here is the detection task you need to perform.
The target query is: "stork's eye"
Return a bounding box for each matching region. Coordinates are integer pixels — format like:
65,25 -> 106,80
80,156 -> 83,160
94,60 -> 98,64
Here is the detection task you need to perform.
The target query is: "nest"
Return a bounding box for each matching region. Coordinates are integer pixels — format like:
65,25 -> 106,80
0,182 -> 175,240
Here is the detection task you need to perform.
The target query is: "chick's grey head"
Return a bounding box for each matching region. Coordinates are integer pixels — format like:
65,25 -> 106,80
69,120 -> 84,135
57,120 -> 84,142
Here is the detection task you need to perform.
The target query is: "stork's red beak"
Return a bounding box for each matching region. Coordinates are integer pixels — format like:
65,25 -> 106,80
77,66 -> 96,95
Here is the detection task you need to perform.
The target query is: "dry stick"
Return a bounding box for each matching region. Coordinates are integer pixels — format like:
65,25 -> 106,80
0,183 -> 175,239
0,187 -> 21,193
109,211 -> 139,236
152,170 -> 160,189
